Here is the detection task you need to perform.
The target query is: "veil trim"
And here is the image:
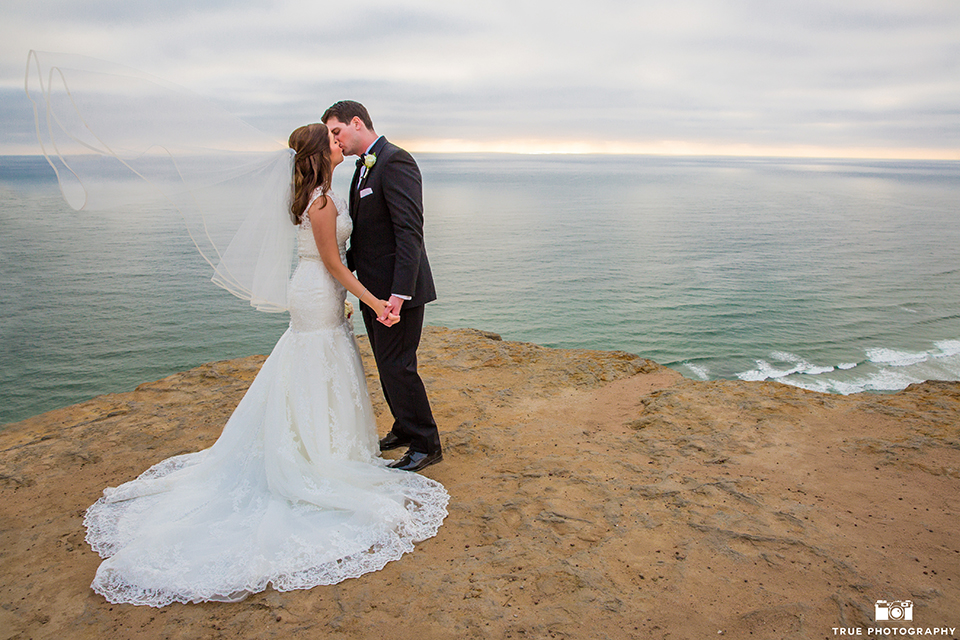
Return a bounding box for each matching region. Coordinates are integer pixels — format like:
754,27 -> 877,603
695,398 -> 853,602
25,50 -> 297,312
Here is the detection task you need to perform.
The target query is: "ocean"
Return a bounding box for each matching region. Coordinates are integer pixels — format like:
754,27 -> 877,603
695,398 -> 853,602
2,154 -> 959,426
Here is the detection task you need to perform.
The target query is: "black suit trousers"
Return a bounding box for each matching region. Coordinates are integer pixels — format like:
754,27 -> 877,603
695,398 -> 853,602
361,304 -> 440,454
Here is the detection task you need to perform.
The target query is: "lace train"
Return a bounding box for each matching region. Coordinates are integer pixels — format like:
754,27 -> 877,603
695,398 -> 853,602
83,320 -> 449,607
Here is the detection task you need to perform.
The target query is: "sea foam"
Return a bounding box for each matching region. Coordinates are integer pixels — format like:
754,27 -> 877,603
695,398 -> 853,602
735,338 -> 960,395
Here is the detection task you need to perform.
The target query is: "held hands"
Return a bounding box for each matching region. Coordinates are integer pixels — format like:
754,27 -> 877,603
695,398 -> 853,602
372,297 -> 401,327
378,295 -> 404,327
359,289 -> 399,327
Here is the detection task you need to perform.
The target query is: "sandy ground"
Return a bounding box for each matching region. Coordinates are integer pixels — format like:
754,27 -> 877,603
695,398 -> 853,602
1,326 -> 958,640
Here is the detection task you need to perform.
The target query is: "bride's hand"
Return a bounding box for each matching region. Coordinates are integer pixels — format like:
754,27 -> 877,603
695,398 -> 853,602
379,312 -> 401,327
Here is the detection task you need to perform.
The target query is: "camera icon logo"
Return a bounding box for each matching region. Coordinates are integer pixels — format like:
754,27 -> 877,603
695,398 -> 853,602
875,600 -> 913,621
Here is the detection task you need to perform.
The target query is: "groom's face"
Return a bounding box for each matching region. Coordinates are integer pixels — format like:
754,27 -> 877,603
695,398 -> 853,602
326,117 -> 363,157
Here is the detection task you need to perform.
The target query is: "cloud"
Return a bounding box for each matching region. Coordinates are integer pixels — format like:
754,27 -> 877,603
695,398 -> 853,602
3,0 -> 959,157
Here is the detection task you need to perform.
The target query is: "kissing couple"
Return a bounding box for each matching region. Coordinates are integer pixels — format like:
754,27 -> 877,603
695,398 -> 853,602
29,51 -> 449,608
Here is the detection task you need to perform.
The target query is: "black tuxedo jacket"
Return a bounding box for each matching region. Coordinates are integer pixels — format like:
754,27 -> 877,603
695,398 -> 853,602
347,137 -> 436,308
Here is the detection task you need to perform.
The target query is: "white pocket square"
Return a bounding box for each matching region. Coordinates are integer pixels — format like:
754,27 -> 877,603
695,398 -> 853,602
360,188 -> 373,198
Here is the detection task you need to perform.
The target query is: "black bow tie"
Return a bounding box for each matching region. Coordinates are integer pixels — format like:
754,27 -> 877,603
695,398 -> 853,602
356,156 -> 365,168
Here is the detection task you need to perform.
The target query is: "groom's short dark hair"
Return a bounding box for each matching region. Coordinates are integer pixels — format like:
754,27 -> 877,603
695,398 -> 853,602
322,101 -> 374,130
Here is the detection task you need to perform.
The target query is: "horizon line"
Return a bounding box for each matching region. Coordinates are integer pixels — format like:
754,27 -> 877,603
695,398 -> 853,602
399,138 -> 960,161
3,139 -> 959,162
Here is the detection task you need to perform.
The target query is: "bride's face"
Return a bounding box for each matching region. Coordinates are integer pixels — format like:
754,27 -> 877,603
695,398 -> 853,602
328,131 -> 344,167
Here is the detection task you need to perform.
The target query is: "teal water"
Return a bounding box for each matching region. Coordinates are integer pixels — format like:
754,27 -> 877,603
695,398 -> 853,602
2,154 -> 959,425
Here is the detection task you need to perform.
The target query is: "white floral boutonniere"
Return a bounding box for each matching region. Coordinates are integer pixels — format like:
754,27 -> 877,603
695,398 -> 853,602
344,300 -> 354,319
363,153 -> 377,170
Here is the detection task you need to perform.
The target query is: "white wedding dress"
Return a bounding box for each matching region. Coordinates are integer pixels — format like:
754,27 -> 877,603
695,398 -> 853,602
84,189 -> 449,607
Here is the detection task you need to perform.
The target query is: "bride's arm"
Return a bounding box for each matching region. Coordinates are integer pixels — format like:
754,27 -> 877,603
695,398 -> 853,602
308,196 -> 397,323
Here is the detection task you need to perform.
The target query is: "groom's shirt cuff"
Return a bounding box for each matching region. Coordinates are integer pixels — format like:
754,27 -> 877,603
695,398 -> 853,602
391,293 -> 412,300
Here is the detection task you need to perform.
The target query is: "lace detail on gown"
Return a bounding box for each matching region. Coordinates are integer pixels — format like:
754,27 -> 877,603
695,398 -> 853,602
83,188 -> 449,607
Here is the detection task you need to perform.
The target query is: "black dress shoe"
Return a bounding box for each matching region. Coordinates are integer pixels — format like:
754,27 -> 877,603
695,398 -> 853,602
379,432 -> 412,451
387,449 -> 443,472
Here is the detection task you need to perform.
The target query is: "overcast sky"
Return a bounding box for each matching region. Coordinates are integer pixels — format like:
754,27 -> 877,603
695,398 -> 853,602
3,0 -> 959,158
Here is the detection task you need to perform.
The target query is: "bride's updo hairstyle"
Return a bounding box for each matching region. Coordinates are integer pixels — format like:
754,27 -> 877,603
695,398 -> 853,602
288,123 -> 332,224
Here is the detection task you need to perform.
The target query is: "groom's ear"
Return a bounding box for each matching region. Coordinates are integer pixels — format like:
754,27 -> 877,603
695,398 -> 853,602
351,116 -> 366,131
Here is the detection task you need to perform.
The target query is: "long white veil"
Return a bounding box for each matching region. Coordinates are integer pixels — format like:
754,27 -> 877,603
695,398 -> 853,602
24,50 -> 297,312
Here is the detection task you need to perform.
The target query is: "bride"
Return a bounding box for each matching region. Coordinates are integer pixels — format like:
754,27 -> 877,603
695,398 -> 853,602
79,122 -> 449,606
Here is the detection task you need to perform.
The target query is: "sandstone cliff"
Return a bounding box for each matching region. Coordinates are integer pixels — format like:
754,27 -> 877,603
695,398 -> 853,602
1,327 -> 958,639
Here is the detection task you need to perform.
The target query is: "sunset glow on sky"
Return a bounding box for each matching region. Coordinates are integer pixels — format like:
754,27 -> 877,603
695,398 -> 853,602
3,1 -> 958,159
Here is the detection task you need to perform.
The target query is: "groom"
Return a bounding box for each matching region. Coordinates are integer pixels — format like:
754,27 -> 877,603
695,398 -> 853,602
322,101 -> 442,473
